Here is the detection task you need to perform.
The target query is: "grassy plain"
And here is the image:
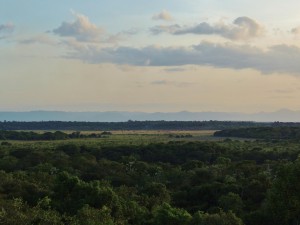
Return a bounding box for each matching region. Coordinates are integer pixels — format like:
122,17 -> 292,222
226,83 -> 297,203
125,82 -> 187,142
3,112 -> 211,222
8,130 -> 220,148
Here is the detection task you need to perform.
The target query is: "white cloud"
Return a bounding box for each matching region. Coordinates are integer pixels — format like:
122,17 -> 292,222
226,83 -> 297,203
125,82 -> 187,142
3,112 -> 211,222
65,41 -> 300,75
53,13 -> 105,42
230,17 -> 263,39
151,16 -> 264,40
152,10 -> 173,21
53,13 -> 140,46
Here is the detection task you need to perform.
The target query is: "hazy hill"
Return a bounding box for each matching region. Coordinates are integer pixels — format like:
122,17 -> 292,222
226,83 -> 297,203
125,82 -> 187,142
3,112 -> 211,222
0,109 -> 299,122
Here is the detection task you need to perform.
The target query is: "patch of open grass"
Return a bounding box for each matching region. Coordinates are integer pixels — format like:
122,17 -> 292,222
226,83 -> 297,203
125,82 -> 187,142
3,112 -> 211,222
2,130 -> 220,149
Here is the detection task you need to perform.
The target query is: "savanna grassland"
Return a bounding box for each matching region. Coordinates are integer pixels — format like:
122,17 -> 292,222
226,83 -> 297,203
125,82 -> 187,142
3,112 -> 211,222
0,127 -> 300,225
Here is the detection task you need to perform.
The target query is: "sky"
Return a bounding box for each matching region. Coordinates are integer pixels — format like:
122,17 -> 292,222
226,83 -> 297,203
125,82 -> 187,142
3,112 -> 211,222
1,0 -> 300,113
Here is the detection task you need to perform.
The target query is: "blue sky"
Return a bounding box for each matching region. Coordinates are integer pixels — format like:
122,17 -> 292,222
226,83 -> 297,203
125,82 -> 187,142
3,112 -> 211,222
1,0 -> 300,112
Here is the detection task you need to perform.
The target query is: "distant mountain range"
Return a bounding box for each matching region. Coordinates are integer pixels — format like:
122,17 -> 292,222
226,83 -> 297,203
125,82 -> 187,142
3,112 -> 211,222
0,109 -> 299,122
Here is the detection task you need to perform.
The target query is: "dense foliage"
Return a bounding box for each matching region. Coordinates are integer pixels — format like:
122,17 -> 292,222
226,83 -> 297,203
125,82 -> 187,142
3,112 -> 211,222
214,126 -> 300,140
1,136 -> 300,224
0,130 -> 111,141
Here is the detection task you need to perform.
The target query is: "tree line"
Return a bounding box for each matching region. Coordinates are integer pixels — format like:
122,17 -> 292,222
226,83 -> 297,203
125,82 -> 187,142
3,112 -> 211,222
0,130 -> 111,141
214,126 -> 300,140
1,120 -> 299,131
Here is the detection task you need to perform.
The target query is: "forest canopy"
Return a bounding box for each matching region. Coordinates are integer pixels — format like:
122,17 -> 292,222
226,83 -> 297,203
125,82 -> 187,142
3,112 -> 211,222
1,131 -> 300,224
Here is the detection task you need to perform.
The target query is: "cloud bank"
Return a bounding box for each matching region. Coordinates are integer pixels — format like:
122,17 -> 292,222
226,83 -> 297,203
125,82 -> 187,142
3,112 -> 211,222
151,17 -> 264,40
66,42 -> 300,74
50,13 -> 300,75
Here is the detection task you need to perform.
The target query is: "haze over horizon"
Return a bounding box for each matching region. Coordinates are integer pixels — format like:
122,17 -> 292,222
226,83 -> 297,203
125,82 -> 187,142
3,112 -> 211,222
2,1 -> 300,113
1,109 -> 300,122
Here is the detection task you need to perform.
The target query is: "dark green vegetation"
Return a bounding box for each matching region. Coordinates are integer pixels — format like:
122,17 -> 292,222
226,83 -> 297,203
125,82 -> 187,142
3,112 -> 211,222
1,129 -> 300,225
1,120 -> 299,131
214,126 -> 300,140
0,130 -> 111,141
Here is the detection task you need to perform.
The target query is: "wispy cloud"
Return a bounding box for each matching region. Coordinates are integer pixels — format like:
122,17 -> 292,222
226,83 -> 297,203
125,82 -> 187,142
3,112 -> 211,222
0,23 -> 14,33
0,22 -> 14,39
65,41 -> 300,75
272,89 -> 294,94
121,28 -> 140,36
19,34 -> 56,45
151,80 -> 169,85
152,10 -> 173,21
151,24 -> 181,35
151,80 -> 193,87
53,12 -> 105,42
151,16 -> 264,40
291,26 -> 300,35
106,28 -> 141,44
164,67 -> 187,73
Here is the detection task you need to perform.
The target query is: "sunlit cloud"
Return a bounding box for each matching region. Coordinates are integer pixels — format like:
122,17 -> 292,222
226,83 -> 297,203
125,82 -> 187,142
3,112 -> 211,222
152,10 -> 173,21
52,12 -> 141,47
151,16 -> 264,40
53,13 -> 105,42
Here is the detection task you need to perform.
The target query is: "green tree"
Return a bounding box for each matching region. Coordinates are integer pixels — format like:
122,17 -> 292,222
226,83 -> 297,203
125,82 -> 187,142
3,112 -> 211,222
218,192 -> 244,215
191,210 -> 244,225
52,172 -> 120,215
151,203 -> 192,225
71,205 -> 114,225
265,161 -> 300,225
